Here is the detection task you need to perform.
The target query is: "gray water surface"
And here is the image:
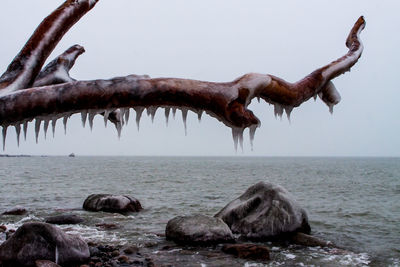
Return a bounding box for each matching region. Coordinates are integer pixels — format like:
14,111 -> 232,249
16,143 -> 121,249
0,157 -> 399,266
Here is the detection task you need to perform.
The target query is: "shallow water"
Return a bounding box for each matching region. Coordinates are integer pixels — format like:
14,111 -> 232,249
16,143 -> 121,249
0,156 -> 399,266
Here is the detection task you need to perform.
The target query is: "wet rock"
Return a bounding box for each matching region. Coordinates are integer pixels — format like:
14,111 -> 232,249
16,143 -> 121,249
215,182 -> 311,240
290,232 -> 335,248
166,214 -> 234,245
35,260 -> 61,267
117,255 -> 129,263
123,245 -> 139,255
2,205 -> 27,215
222,243 -> 270,260
95,223 -> 120,230
0,225 -> 6,232
5,229 -> 15,240
0,222 -> 89,266
83,194 -> 142,213
45,214 -> 84,225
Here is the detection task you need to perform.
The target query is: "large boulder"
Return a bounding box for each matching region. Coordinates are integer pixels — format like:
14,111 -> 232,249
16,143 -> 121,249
83,194 -> 142,213
165,214 -> 234,245
0,222 -> 89,267
215,182 -> 310,240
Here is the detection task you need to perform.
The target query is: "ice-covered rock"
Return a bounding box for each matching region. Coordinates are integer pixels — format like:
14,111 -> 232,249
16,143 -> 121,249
215,182 -> 310,240
165,214 -> 234,245
0,222 -> 89,266
83,194 -> 142,213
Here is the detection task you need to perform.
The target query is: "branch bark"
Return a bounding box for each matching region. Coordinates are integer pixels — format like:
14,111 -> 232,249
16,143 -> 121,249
0,0 -> 365,148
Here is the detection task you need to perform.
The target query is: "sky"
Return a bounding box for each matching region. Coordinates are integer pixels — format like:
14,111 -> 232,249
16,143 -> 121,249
0,0 -> 399,156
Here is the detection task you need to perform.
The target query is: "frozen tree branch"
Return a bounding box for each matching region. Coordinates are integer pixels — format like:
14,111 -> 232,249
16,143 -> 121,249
0,0 -> 365,149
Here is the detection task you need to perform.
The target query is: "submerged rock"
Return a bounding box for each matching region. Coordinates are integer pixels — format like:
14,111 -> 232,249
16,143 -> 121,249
83,194 -> 142,213
215,182 -> 310,240
45,214 -> 84,225
0,222 -> 89,266
165,214 -> 234,245
222,243 -> 270,261
2,205 -> 27,215
35,260 -> 61,267
290,232 -> 335,248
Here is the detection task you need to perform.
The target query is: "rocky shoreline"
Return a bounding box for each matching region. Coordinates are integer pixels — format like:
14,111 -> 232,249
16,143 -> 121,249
0,183 -> 339,266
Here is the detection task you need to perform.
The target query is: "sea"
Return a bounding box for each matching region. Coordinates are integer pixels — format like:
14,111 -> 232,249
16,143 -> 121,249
0,156 -> 399,267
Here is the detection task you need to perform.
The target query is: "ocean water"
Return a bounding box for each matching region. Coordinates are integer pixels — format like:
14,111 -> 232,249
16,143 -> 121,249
0,156 -> 399,266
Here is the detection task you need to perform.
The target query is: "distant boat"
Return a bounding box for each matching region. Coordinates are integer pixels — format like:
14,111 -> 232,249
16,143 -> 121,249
68,153 -> 75,157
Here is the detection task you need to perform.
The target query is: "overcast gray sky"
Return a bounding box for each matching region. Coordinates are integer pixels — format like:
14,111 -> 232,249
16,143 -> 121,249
0,0 -> 399,156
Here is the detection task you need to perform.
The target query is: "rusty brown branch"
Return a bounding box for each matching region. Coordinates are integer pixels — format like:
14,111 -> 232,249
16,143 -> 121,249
0,0 -> 365,149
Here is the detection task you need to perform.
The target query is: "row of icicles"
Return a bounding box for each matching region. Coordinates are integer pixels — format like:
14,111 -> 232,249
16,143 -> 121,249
0,102 -> 297,151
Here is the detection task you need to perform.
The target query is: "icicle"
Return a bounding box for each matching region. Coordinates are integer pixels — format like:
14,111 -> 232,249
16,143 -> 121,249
284,107 -> 293,122
43,120 -> 49,139
231,128 -> 239,152
103,110 -> 111,127
172,107 -> 177,119
51,119 -> 57,138
147,107 -> 157,123
134,107 -> 144,131
116,122 -> 122,139
165,108 -> 171,126
88,111 -> 96,131
249,125 -> 257,151
313,94 -> 318,101
81,111 -> 88,127
118,109 -> 125,126
35,119 -> 41,143
63,116 -> 68,134
124,108 -> 130,125
14,124 -> 21,147
2,126 -> 7,150
274,104 -> 284,119
238,128 -> 244,152
329,104 -> 334,114
181,108 -> 188,135
257,96 -> 261,103
23,121 -> 28,140
197,111 -> 203,122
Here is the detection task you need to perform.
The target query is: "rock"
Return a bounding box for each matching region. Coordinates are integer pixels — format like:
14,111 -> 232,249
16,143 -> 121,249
222,244 -> 270,261
165,214 -> 234,245
35,260 -> 61,267
123,245 -> 139,255
0,225 -> 6,232
45,214 -> 84,225
2,205 -> 27,215
0,222 -> 90,266
83,194 -> 142,213
215,182 -> 311,240
95,223 -> 120,230
290,232 -> 335,248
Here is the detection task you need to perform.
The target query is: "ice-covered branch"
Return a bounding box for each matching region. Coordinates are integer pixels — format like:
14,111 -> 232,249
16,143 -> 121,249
0,0 -> 365,149
33,45 -> 85,87
0,0 -> 98,95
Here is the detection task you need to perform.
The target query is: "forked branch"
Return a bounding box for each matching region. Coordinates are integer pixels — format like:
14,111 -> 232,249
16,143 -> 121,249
0,0 -> 365,149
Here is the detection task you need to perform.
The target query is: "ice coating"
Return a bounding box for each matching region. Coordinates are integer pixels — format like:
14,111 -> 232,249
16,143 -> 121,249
2,126 -> 7,150
0,0 -> 365,150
